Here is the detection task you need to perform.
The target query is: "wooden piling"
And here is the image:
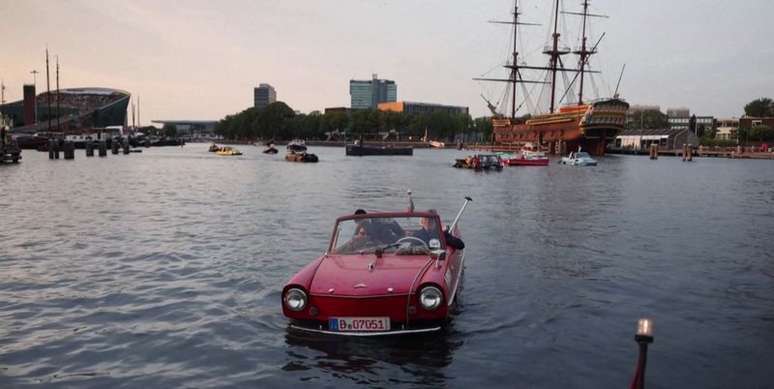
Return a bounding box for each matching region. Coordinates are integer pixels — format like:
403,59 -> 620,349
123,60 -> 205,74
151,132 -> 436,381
122,139 -> 130,155
63,141 -> 75,160
649,143 -> 658,160
111,140 -> 119,155
98,141 -> 107,157
86,141 -> 94,157
687,144 -> 693,162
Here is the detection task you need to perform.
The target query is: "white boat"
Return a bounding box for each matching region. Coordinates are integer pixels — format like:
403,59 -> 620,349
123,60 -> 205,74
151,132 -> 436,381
560,150 -> 597,166
429,140 -> 445,148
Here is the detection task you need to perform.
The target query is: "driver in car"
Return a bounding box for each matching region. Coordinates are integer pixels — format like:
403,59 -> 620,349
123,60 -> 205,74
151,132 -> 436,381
413,210 -> 465,250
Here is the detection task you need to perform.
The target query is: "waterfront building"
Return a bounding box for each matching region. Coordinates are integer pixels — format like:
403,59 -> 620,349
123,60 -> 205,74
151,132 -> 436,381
254,83 -> 276,110
377,101 -> 468,115
667,107 -> 715,136
151,120 -> 218,138
0,87 -> 130,134
739,116 -> 774,129
613,128 -> 700,151
324,107 -> 352,115
350,74 -> 396,109
667,107 -> 690,130
715,118 -> 739,141
23,84 -> 36,125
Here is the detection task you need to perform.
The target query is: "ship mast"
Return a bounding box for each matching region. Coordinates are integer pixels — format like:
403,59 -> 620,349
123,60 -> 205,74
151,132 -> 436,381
577,0 -> 590,105
474,0 -> 544,120
544,0 -> 569,113
563,0 -> 608,104
510,1 -> 518,118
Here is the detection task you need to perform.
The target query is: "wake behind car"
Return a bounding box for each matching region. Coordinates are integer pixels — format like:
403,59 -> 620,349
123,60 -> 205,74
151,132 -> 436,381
282,196 -> 472,336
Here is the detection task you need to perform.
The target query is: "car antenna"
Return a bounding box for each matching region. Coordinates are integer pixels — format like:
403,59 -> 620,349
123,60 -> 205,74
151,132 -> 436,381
407,189 -> 415,212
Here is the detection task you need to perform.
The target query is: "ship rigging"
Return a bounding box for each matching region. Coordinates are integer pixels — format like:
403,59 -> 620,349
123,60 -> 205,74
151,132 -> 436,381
474,0 -> 628,156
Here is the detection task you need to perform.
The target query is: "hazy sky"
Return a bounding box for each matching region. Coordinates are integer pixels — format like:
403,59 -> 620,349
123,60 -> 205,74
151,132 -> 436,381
1,0 -> 772,122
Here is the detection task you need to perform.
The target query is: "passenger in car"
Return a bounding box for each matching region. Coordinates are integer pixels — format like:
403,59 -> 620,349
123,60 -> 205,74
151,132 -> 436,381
413,210 -> 465,250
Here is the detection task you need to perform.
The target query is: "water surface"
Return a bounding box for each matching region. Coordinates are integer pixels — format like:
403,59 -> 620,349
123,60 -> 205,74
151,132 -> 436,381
1,144 -> 772,388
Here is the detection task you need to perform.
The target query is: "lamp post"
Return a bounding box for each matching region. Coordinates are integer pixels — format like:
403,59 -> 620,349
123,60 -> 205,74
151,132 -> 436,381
629,318 -> 654,389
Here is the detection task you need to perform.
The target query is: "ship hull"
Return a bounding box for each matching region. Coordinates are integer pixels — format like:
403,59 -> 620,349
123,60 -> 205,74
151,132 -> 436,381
493,98 -> 629,156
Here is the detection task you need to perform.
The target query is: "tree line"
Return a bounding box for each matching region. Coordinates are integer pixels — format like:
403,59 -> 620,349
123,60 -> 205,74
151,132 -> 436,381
214,102 -> 493,141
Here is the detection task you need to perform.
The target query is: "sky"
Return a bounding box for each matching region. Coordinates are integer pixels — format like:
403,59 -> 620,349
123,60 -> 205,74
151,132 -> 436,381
1,0 -> 772,123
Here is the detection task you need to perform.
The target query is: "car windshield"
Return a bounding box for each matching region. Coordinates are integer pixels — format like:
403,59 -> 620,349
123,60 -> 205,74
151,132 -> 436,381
330,215 -> 443,255
577,152 -> 591,158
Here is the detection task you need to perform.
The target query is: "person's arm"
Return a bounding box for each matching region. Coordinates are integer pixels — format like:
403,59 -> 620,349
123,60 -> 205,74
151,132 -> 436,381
444,231 -> 465,250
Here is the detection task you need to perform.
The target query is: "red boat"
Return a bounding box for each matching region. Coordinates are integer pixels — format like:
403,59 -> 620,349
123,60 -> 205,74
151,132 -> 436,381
504,144 -> 550,166
282,196 -> 472,336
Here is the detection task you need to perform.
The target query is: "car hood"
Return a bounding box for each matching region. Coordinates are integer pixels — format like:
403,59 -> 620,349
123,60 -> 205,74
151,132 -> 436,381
309,254 -> 433,296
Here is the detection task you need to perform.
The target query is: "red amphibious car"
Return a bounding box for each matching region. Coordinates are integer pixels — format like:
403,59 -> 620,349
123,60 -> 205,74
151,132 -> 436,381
282,204 -> 469,336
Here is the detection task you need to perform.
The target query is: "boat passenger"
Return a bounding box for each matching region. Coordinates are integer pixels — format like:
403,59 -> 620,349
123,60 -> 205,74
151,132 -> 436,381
413,210 -> 465,250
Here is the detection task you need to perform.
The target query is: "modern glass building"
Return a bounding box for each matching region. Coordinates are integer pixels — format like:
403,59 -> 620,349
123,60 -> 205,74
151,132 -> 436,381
349,74 -> 396,109
254,83 -> 277,110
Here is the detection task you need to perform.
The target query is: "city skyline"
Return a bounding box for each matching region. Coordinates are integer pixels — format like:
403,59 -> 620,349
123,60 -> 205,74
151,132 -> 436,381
1,0 -> 773,122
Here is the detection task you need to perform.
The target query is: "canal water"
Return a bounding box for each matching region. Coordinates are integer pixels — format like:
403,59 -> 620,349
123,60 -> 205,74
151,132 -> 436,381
1,144 -> 772,388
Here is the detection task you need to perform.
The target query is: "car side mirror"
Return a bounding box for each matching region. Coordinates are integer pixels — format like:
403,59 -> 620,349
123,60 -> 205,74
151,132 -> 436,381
430,249 -> 446,261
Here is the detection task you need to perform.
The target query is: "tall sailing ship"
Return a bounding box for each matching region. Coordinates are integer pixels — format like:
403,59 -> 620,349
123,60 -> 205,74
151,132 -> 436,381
476,0 -> 628,156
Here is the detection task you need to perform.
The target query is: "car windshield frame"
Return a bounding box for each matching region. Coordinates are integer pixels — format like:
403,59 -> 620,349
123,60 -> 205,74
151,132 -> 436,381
328,212 -> 446,255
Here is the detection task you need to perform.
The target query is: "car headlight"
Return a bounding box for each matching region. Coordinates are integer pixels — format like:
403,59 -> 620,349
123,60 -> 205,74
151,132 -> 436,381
284,288 -> 307,311
419,286 -> 443,311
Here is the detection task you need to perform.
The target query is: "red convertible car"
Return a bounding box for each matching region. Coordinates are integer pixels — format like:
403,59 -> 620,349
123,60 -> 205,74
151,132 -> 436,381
282,198 -> 471,336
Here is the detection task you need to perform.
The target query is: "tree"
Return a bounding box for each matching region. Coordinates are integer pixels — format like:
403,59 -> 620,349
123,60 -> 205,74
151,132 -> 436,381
750,124 -> 774,143
628,109 -> 668,129
472,116 -> 493,141
744,97 -> 774,117
255,102 -> 295,139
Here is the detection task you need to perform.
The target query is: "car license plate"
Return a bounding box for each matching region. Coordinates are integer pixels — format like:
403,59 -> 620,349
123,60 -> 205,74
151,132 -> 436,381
329,317 -> 390,332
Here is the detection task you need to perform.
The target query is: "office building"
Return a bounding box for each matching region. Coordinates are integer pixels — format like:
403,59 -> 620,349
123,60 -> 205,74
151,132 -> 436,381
350,74 -> 396,109
254,83 -> 276,110
378,101 -> 468,115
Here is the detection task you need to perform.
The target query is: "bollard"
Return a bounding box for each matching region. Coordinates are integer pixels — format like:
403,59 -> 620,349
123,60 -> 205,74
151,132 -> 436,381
98,141 -> 107,157
629,318 -> 655,389
63,141 -> 75,160
86,141 -> 94,157
687,144 -> 693,162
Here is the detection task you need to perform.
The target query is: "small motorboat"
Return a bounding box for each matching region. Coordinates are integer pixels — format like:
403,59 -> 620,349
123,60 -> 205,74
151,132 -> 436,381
263,146 -> 278,154
282,194 -> 472,336
285,151 -> 318,163
287,139 -> 308,153
504,144 -> 549,166
453,154 -> 503,170
429,140 -> 445,148
208,143 -> 221,152
560,149 -> 597,166
216,146 -> 242,156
